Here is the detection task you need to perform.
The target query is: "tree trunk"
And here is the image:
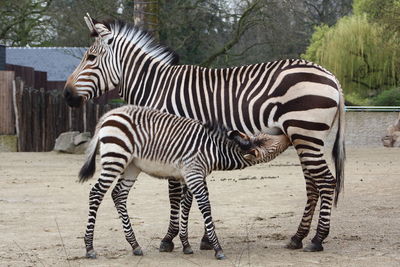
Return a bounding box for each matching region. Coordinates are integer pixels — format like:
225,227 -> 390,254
134,0 -> 159,39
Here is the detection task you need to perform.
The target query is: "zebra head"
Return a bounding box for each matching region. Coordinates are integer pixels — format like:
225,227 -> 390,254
64,14 -> 121,107
228,130 -> 291,163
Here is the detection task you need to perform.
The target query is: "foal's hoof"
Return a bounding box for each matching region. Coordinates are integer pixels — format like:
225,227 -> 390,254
133,246 -> 143,256
200,240 -> 213,250
86,249 -> 97,259
159,241 -> 174,252
303,242 -> 323,252
183,245 -> 194,254
285,238 -> 303,249
215,250 -> 226,260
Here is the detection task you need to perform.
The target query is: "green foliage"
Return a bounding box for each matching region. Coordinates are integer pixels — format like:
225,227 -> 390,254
0,0 -> 53,46
301,24 -> 330,63
353,0 -> 400,33
372,87 -> 400,106
302,14 -> 400,104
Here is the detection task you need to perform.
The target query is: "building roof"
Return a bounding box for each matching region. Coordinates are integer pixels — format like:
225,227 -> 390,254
6,47 -> 86,81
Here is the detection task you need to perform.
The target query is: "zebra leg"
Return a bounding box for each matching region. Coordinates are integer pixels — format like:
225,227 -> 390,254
84,174 -> 117,258
186,175 -> 225,260
291,141 -> 335,252
287,167 -> 319,249
111,165 -> 142,256
199,181 -> 213,250
179,184 -> 194,254
159,179 -> 182,252
303,158 -> 336,252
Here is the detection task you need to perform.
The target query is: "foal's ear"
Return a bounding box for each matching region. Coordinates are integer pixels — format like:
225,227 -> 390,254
227,130 -> 249,140
84,13 -> 113,43
227,130 -> 251,150
243,149 -> 260,161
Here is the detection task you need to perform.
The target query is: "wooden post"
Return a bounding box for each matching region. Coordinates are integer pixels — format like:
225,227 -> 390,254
0,71 -> 16,135
12,78 -> 24,151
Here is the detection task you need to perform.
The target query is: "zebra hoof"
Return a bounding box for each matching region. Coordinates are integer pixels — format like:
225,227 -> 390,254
215,250 -> 226,260
285,237 -> 303,249
183,245 -> 194,254
159,241 -> 174,252
200,240 -> 213,250
303,242 -> 323,252
133,246 -> 143,256
86,249 -> 97,259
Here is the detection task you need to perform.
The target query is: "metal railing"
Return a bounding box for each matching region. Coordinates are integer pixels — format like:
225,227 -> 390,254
345,106 -> 400,112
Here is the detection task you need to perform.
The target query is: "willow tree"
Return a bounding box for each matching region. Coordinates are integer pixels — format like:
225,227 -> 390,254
303,14 -> 400,104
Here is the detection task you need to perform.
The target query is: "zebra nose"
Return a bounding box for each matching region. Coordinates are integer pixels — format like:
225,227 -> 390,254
63,85 -> 83,107
64,86 -> 72,99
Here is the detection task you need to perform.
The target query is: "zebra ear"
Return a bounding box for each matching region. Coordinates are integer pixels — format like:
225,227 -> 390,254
228,130 -> 251,150
84,13 -> 96,34
227,130 -> 249,140
243,149 -> 259,161
84,13 -> 113,43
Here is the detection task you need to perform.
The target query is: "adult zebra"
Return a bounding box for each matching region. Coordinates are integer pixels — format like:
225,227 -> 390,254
64,15 -> 345,252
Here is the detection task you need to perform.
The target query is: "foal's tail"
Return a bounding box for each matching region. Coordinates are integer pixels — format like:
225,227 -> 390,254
332,82 -> 346,207
79,132 -> 99,183
78,115 -> 106,183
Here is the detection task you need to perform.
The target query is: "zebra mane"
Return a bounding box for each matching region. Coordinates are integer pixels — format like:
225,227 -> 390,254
203,122 -> 243,150
102,19 -> 179,65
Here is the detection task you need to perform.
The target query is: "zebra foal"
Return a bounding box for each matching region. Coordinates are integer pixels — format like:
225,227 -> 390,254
79,105 -> 290,259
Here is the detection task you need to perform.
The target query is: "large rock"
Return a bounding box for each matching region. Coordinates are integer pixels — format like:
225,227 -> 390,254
74,132 -> 91,146
74,141 -> 90,154
53,131 -> 80,153
0,135 -> 18,152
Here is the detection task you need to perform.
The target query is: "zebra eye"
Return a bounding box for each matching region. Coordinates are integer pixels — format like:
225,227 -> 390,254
87,54 -> 97,61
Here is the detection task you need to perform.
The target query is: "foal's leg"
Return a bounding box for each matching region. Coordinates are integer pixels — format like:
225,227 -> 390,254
84,165 -> 121,258
185,174 -> 225,260
111,165 -> 142,255
179,184 -> 194,254
199,181 -> 213,250
159,179 -> 182,252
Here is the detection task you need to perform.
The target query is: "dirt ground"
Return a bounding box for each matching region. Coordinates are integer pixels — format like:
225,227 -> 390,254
0,147 -> 399,267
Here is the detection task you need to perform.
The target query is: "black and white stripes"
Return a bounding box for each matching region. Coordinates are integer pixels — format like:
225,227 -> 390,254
79,105 -> 288,259
64,15 -> 345,253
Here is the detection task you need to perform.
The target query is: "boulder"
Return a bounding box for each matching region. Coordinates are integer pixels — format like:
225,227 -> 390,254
53,131 -> 80,153
74,132 -> 91,146
74,141 -> 90,154
0,135 -> 18,152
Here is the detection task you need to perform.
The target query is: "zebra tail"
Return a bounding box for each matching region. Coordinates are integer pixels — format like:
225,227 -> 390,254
78,124 -> 101,183
332,84 -> 346,207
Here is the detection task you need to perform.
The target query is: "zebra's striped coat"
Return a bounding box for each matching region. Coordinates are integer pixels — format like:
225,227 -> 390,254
64,15 -> 345,253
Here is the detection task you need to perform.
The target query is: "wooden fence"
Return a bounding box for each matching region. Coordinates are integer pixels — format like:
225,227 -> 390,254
11,78 -> 122,152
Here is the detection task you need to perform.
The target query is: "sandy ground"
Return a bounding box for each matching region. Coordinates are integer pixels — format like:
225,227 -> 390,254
0,147 -> 399,267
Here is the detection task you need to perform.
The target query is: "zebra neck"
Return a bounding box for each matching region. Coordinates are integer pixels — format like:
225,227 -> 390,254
213,144 -> 250,171
118,47 -> 172,105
